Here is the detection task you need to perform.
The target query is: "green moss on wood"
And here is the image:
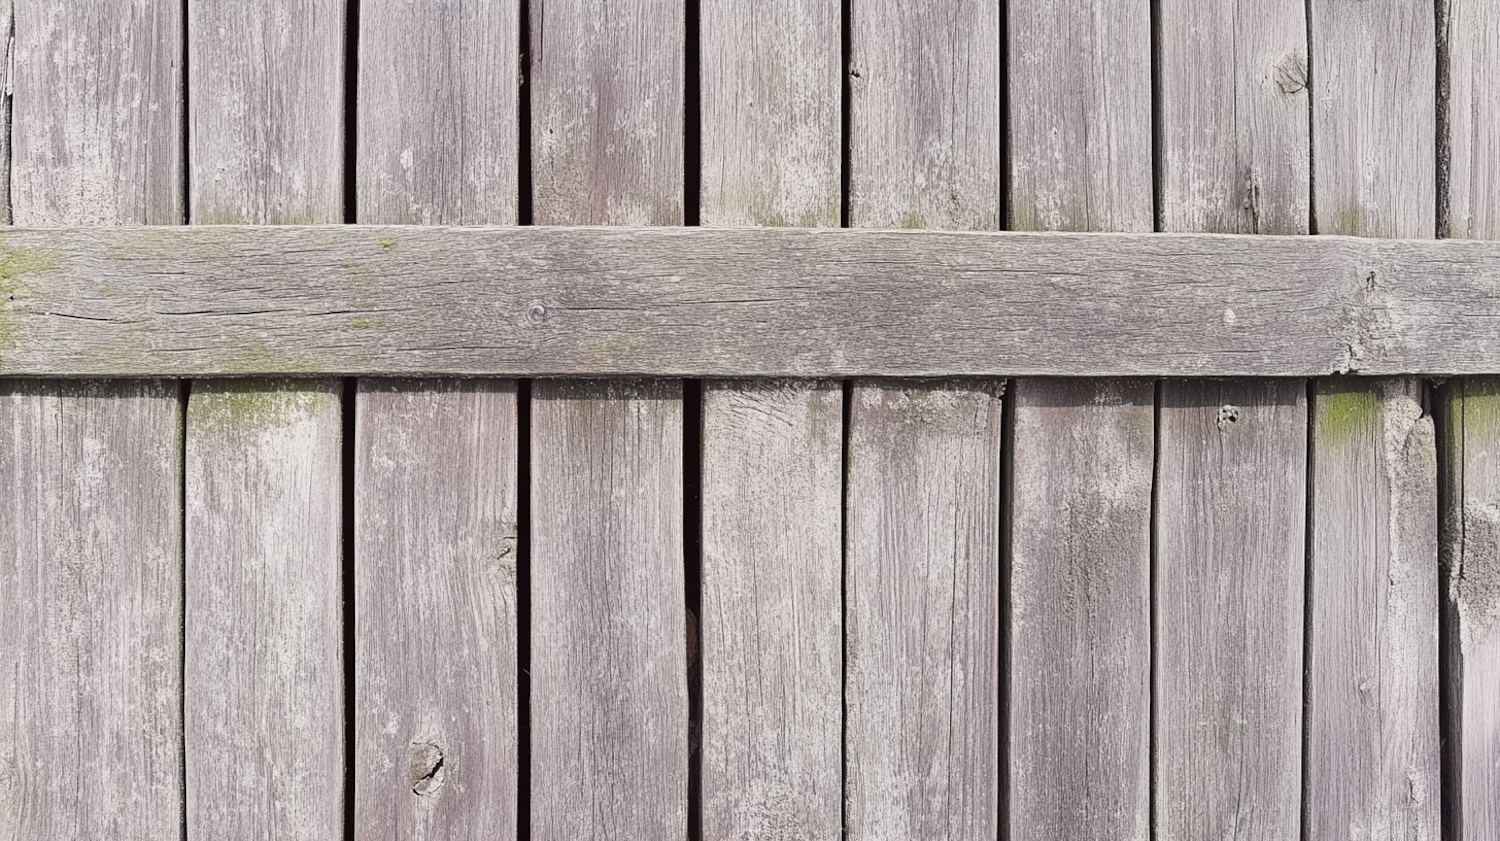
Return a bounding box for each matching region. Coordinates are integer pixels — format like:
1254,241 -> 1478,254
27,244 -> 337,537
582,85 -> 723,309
0,240 -> 62,355
190,379 -> 335,431
1315,379 -> 1380,444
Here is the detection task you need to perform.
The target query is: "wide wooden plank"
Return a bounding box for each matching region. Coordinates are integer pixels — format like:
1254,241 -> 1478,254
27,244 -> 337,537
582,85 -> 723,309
1155,379 -> 1306,841
1439,378 -> 1500,840
699,381 -> 842,841
4,226 -> 1500,377
529,380 -> 686,839
845,381 -> 1003,840
352,380 -> 517,840
0,382 -> 181,840
1007,380 -> 1153,839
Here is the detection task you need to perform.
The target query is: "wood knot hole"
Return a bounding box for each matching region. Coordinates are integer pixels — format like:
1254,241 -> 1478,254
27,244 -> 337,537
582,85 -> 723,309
1217,405 -> 1240,431
408,742 -> 446,796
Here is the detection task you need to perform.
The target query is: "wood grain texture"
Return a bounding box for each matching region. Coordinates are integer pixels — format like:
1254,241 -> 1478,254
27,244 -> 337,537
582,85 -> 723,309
845,381 -> 1002,840
1439,378 -> 1500,840
0,2 -> 10,227
529,379 -> 686,840
0,381 -> 181,841
1008,0 -> 1151,232
188,0 -> 343,225
184,380 -> 342,841
1155,379 -> 1306,841
1007,380 -> 1153,840
1311,0 -> 1435,238
849,0 -> 1000,230
1308,379 -> 1439,840
530,0 -> 682,225
353,380 -> 517,840
699,380 -> 843,841
11,0 -> 182,225
1442,0 -> 1500,239
1158,0 -> 1309,234
357,0 -> 518,225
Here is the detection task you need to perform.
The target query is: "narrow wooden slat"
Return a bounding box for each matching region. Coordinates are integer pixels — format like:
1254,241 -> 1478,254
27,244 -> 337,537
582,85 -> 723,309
185,3 -> 344,838
1155,379 -> 1307,841
529,380 -> 685,839
1439,379 -> 1500,840
184,380 -> 342,840
700,381 -> 843,841
353,381 -> 517,840
0,382 -> 181,840
1,3 -> 183,837
845,381 -> 1003,840
1307,4 -> 1439,837
1443,0 -> 1500,241
1156,3 -> 1310,838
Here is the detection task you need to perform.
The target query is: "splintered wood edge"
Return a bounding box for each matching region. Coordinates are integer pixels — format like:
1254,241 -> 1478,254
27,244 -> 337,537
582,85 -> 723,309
0,225 -> 1496,377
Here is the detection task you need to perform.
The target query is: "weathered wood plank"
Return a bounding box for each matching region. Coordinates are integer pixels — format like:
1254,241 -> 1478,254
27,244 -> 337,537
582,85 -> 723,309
352,381 -> 517,840
845,381 -> 1003,840
1439,378 -> 1500,840
1443,0 -> 1500,240
850,0 -> 1000,230
1155,379 -> 1306,841
0,1 -> 11,228
1308,379 -> 1439,840
0,381 -> 182,841
529,379 -> 686,839
184,381 -> 342,840
357,0 -> 518,225
700,380 -> 843,841
1007,380 -> 1153,840
4,226 -> 1500,378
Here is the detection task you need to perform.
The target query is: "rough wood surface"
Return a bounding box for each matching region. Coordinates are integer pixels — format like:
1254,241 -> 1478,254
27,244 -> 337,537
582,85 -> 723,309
845,381 -> 1002,840
11,0 -> 182,225
849,0 -> 1000,230
530,0 -> 682,225
1008,0 -> 1151,232
1440,378 -> 1500,840
699,380 -> 843,841
1155,380 -> 1307,841
1158,0 -> 1309,234
529,379 -> 686,840
1007,380 -> 1153,840
0,2 -> 11,227
1308,379 -> 1439,840
701,0 -> 839,228
188,0 -> 343,225
353,380 -> 518,840
357,0 -> 518,225
184,380 -> 343,841
4,226 -> 1500,377
0,382 -> 181,841
1442,0 -> 1500,240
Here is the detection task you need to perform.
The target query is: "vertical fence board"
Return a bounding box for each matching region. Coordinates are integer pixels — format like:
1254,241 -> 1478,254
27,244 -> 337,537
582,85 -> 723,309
1443,0 -> 1500,241
699,4 -> 842,839
354,3 -> 520,838
530,380 -> 686,838
1308,3 -> 1439,838
2,3 -> 183,838
186,4 -> 345,838
1156,380 -> 1307,841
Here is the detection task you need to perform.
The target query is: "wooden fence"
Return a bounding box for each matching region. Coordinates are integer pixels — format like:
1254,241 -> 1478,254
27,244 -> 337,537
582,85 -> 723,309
0,0 -> 1497,840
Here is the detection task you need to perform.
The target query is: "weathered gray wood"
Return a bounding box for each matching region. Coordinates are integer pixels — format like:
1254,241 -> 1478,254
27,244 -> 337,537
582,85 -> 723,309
5,226 -> 1500,377
1439,378 -> 1500,840
529,379 -> 686,839
849,0 -> 1000,230
1155,380 -> 1306,841
0,2 -> 14,228
701,0 -> 839,228
188,1 -> 343,225
845,381 -> 1002,840
699,380 -> 842,841
11,0 -> 182,225
357,0 -> 517,225
1007,380 -> 1153,840
352,380 -> 517,840
0,381 -> 181,841
1008,0 -> 1151,232
1443,0 -> 1500,240
530,0 -> 682,225
1158,0 -> 1309,234
184,380 -> 342,841
1308,379 -> 1439,840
